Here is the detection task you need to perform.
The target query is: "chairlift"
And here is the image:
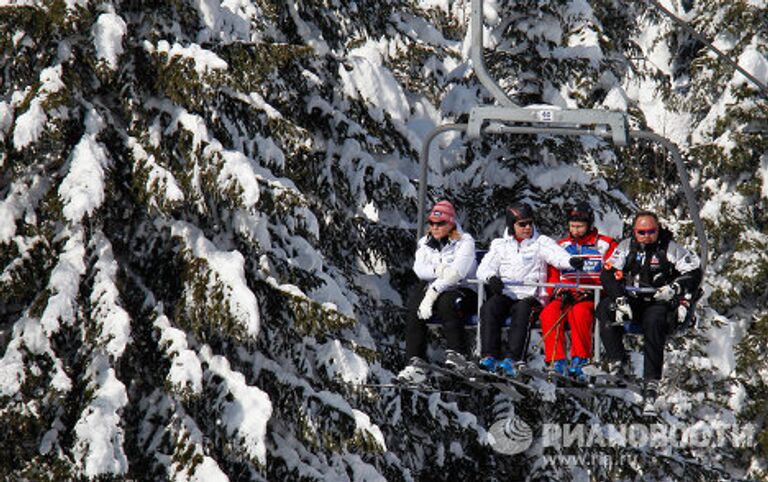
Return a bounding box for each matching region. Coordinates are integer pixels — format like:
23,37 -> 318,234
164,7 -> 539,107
418,0 -> 709,362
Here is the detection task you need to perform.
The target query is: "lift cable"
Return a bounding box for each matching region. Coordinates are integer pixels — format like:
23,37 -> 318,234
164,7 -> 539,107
645,0 -> 768,98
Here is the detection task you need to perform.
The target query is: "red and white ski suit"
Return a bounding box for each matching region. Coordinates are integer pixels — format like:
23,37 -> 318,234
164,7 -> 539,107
539,228 -> 617,362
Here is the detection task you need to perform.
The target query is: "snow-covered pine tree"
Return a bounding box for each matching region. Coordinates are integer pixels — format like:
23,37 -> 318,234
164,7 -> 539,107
0,1 -> 540,479
1,0 -> 766,480
662,0 -> 768,475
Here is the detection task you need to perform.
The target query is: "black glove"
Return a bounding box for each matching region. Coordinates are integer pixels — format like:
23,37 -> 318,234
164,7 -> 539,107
559,289 -> 575,306
486,276 -> 504,297
569,257 -> 585,270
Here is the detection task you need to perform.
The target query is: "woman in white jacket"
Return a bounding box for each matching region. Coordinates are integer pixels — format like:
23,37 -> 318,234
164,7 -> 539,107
397,200 -> 477,384
476,203 -> 583,377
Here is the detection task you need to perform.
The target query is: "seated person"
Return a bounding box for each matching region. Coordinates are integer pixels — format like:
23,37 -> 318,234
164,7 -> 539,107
397,200 -> 477,383
539,202 -> 617,380
476,203 -> 583,377
596,211 -> 701,414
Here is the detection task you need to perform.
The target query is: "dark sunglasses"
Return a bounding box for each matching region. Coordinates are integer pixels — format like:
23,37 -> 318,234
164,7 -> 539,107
635,228 -> 657,236
515,221 -> 533,228
428,221 -> 448,227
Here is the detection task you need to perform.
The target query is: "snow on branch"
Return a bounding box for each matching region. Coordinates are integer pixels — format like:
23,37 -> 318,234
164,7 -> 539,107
0,316 -> 71,395
40,226 -> 86,333
144,40 -> 228,76
0,100 -> 11,140
170,220 -> 260,338
199,345 -> 272,466
72,354 -> 129,478
154,314 -> 203,395
137,391 -> 228,481
92,12 -> 127,70
58,109 -> 109,223
12,65 -> 65,149
0,227 -> 89,395
214,149 -> 261,209
340,40 -> 409,123
156,106 -> 268,212
249,352 -> 386,453
89,231 -> 132,358
315,339 -> 369,384
0,235 -> 45,287
0,174 -> 49,244
258,265 -> 357,334
128,136 -> 185,213
325,138 -> 416,208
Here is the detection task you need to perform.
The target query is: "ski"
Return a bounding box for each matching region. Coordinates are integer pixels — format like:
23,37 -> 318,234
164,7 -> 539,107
413,360 -> 527,401
583,372 -> 643,394
511,366 -> 598,402
347,381 -> 468,397
457,364 -> 536,394
514,364 -> 643,393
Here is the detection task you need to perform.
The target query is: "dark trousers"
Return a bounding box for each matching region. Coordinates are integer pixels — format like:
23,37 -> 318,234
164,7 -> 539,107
404,281 -> 477,360
597,297 -> 671,380
480,294 -> 540,361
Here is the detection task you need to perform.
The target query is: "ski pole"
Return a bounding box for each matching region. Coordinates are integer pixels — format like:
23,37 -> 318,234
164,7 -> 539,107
531,296 -> 575,357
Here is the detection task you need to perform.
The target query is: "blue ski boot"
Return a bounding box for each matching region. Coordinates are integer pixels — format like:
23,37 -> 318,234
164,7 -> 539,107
569,356 -> 588,382
478,356 -> 498,373
549,359 -> 568,377
497,358 -> 518,378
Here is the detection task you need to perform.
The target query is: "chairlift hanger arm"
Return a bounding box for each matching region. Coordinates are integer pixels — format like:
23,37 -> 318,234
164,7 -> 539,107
470,0 -> 517,108
416,124 -> 468,240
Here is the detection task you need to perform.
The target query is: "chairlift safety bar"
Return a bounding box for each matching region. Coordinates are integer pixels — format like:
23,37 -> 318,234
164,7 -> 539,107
461,279 -> 604,359
457,280 -> 657,359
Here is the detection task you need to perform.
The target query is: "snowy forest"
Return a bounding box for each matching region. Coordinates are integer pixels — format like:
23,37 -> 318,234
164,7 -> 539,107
0,0 -> 766,480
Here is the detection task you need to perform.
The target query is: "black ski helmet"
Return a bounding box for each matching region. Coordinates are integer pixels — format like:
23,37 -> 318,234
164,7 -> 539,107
506,203 -> 535,230
566,202 -> 594,227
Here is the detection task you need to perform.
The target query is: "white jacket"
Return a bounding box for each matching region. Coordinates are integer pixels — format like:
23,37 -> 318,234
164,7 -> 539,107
477,227 -> 573,302
413,229 -> 477,293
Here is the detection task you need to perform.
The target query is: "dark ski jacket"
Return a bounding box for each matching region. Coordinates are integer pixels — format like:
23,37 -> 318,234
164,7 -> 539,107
600,228 -> 702,301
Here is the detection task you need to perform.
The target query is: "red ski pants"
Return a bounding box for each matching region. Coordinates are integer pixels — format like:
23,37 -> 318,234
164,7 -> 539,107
539,298 -> 594,362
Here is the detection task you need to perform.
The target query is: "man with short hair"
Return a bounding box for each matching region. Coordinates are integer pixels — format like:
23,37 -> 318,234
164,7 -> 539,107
597,211 -> 701,415
539,202 -> 617,380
